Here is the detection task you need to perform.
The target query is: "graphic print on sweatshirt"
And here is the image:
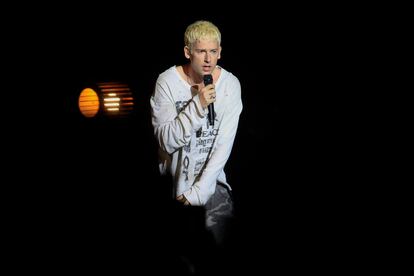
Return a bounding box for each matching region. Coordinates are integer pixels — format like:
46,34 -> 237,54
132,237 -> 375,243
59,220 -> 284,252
175,100 -> 219,181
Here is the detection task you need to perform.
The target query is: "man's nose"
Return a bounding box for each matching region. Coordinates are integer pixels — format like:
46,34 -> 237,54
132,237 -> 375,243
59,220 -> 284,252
204,53 -> 211,62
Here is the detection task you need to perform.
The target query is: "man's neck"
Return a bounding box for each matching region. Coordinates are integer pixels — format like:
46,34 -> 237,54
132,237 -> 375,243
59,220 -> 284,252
184,64 -> 203,86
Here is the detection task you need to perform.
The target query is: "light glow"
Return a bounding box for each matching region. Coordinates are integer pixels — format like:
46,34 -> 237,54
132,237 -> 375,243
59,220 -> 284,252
78,88 -> 99,118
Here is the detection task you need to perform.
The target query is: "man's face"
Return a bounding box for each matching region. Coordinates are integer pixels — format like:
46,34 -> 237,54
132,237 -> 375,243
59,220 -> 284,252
185,39 -> 221,76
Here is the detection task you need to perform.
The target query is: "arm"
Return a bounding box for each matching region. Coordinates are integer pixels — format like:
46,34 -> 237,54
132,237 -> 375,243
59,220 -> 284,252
150,79 -> 207,154
183,79 -> 242,206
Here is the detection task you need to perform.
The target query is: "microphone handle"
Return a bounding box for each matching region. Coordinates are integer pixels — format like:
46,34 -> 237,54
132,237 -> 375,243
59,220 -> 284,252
208,103 -> 215,126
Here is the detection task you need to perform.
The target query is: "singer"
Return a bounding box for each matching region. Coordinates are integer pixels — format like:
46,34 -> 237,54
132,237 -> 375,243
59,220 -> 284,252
150,20 -> 243,246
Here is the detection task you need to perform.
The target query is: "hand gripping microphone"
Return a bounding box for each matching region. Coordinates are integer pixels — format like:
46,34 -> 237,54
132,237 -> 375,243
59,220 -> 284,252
203,74 -> 215,126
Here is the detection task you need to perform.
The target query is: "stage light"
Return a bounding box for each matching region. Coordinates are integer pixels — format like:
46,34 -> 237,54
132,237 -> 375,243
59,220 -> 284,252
78,82 -> 134,118
78,88 -> 100,118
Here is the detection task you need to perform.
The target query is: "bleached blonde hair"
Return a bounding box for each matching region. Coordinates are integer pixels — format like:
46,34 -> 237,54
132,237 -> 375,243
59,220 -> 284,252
184,20 -> 221,50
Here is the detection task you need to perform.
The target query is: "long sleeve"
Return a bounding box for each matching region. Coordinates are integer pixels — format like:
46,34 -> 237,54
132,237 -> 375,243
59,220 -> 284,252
150,78 -> 207,155
183,78 -> 242,205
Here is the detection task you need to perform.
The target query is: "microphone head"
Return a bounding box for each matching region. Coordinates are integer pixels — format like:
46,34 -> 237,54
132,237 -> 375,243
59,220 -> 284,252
203,74 -> 213,85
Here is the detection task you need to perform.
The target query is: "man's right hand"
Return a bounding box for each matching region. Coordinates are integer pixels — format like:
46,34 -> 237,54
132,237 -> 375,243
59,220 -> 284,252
199,84 -> 216,109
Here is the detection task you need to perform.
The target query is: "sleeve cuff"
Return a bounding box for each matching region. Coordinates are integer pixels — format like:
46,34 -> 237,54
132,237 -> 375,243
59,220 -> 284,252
183,188 -> 202,206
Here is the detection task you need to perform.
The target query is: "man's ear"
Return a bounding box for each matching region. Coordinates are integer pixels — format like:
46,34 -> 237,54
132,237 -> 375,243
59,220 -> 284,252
184,46 -> 191,59
218,46 -> 222,60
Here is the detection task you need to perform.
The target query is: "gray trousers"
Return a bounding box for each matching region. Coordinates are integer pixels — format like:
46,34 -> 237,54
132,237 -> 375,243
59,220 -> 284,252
205,183 -> 234,246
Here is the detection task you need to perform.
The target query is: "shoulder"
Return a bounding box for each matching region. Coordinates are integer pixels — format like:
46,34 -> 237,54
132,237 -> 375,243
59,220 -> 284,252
156,66 -> 178,85
219,67 -> 241,98
219,67 -> 240,88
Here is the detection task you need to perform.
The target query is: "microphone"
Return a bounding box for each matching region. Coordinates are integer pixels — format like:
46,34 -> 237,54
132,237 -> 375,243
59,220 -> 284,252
203,74 -> 214,126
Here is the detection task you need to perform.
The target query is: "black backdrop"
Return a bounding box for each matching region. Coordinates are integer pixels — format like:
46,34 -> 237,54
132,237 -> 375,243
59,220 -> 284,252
15,5 -> 366,273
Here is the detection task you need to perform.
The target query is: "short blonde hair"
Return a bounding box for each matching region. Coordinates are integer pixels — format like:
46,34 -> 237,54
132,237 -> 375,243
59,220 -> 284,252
184,20 -> 221,49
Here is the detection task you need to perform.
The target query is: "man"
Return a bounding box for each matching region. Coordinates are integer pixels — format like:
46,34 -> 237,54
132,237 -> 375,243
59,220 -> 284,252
150,20 -> 242,245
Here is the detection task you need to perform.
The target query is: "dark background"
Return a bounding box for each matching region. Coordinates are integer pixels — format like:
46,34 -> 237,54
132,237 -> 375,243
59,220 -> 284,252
12,4 -> 370,274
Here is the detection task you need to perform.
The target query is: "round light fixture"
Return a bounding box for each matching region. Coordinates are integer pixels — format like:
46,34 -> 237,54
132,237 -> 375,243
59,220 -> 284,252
78,88 -> 100,118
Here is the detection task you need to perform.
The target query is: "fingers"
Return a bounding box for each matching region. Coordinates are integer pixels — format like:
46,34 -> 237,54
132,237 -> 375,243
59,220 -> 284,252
204,85 -> 216,102
199,85 -> 216,108
177,194 -> 190,206
205,92 -> 216,105
176,195 -> 184,201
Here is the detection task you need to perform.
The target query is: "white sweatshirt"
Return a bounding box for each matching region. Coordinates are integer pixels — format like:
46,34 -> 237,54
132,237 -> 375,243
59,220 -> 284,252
150,66 -> 242,206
